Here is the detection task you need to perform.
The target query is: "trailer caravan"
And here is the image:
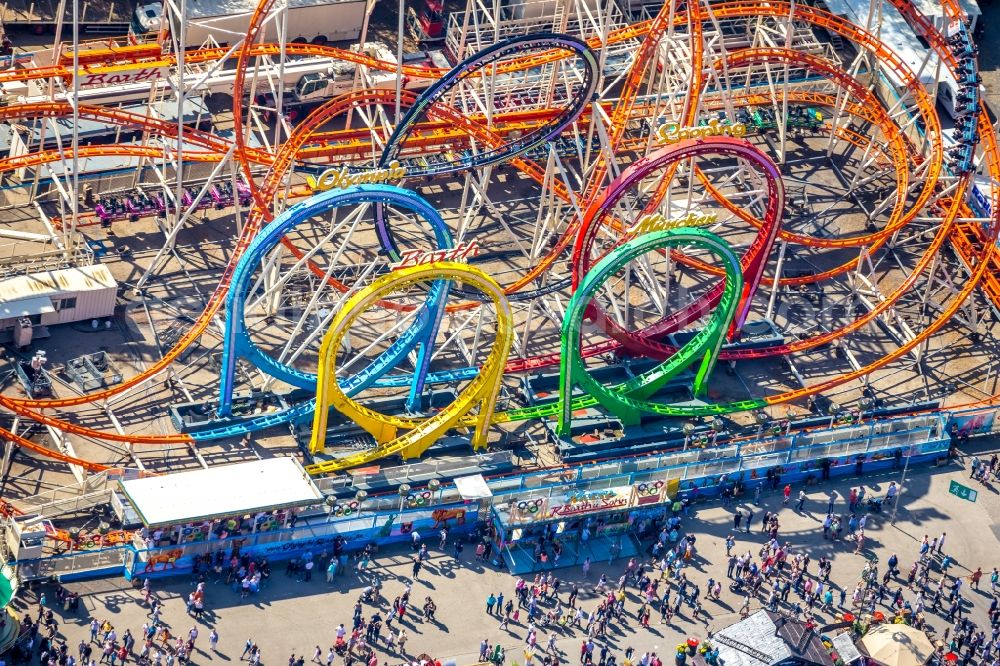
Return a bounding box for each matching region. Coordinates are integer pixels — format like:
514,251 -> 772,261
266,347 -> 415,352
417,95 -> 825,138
130,0 -> 368,49
817,0 -> 975,120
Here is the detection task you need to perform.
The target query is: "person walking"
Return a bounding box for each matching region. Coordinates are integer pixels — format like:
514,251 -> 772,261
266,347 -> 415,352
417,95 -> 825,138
241,638 -> 254,661
498,612 -> 511,631
209,630 -> 219,653
783,484 -> 792,505
796,490 -> 807,512
971,567 -> 983,590
886,482 -> 899,507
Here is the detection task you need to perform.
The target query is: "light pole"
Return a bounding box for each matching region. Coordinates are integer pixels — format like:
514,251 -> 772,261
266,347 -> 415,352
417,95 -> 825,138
325,495 -> 337,523
398,483 -> 412,513
355,490 -> 368,522
397,484 -> 411,545
98,522 -> 110,549
683,422 -> 696,451
858,397 -> 873,425
754,410 -> 769,438
890,447 -> 911,525
710,418 -> 724,445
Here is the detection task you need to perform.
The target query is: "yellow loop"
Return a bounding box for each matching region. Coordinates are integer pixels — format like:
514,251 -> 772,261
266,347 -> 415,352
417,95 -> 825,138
306,262 -> 512,475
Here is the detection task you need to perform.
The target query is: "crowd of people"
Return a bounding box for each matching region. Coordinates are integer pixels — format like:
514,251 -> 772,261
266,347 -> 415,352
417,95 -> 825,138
4,462 -> 998,666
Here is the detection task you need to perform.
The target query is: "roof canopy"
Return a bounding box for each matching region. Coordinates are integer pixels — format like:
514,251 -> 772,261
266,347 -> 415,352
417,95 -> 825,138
694,611 -> 834,666
119,458 -> 324,528
0,295 -> 55,319
859,625 -> 934,666
0,264 -> 116,304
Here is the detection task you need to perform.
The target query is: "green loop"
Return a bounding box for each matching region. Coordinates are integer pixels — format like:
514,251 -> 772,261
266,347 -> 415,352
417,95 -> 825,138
557,229 -> 744,435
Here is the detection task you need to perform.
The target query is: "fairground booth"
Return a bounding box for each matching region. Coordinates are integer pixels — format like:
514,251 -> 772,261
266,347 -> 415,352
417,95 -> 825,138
117,458 -> 325,576
491,479 -> 680,574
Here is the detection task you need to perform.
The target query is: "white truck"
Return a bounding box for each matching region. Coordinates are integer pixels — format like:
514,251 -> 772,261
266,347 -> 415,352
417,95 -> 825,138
253,45 -> 448,121
129,0 -> 368,49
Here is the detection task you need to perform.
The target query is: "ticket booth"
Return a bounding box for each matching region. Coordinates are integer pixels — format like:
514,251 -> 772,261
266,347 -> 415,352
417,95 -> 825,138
491,479 -> 678,574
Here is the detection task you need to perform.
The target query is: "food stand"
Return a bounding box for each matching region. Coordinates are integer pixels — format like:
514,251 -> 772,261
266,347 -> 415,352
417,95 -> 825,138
491,479 -> 679,573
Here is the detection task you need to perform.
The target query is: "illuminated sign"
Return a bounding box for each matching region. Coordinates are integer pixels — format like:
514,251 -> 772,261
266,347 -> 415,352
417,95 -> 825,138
390,241 -> 481,270
307,161 -> 407,191
76,65 -> 169,89
627,211 -> 717,235
655,118 -> 747,144
547,489 -> 629,518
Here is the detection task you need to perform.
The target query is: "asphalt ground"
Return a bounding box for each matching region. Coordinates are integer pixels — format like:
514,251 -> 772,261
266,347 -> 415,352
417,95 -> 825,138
9,444 -> 1000,666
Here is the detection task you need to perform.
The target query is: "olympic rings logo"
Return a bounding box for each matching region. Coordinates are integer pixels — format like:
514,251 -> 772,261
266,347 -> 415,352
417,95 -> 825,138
636,480 -> 665,496
407,490 -> 433,507
516,498 -> 544,515
331,501 -> 360,517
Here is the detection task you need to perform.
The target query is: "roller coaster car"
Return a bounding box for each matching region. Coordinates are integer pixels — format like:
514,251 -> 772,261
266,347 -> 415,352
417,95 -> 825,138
750,108 -> 778,131
697,113 -> 740,129
407,0 -> 445,43
786,106 -> 823,131
953,126 -> 979,143
734,108 -> 756,131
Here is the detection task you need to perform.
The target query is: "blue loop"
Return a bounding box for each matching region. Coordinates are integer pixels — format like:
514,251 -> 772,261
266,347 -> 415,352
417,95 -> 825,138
217,185 -> 454,416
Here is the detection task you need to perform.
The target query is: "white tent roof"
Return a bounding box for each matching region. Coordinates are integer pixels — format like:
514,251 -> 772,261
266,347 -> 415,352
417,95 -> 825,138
858,624 -> 934,666
119,458 -> 324,528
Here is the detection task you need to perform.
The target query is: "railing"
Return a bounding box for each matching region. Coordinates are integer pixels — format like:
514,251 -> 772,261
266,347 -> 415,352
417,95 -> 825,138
7,402 -> 989,580
13,490 -> 114,521
10,471 -> 110,511
17,546 -> 127,580
8,468 -> 143,518
314,451 -> 515,496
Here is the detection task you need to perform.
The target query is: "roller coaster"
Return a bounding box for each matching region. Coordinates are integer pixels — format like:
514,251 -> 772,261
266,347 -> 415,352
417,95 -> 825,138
0,0 -> 993,489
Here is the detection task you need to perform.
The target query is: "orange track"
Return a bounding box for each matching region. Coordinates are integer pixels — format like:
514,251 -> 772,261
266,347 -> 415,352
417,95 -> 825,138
0,0 -> 990,472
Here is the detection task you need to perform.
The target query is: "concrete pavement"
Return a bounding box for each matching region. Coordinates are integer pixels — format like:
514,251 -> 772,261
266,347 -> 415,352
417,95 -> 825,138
11,450 -> 1000,666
